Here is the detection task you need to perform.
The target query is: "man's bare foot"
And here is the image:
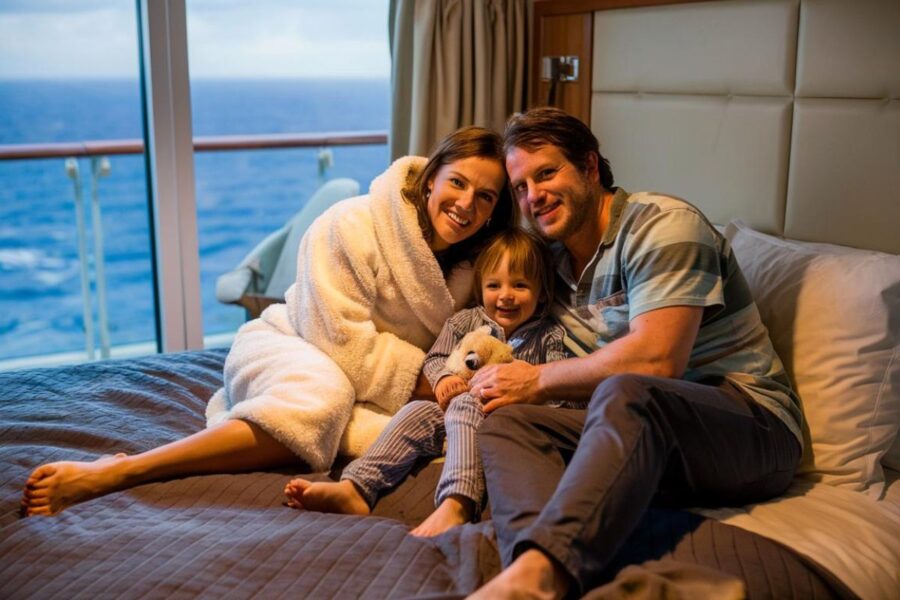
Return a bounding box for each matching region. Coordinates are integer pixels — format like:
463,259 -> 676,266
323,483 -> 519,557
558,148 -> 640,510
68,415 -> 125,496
467,549 -> 570,600
21,454 -> 130,517
410,495 -> 474,537
283,478 -> 370,515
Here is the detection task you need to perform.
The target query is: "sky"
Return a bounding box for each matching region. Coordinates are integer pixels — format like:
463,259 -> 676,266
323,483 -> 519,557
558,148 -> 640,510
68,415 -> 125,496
0,0 -> 391,79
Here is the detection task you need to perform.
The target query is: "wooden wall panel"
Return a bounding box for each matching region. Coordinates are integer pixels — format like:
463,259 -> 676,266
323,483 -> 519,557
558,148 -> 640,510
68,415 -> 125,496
530,12 -> 593,124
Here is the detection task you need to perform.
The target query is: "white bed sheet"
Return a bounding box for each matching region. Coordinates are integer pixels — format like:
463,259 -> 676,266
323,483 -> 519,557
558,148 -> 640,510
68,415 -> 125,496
695,469 -> 900,599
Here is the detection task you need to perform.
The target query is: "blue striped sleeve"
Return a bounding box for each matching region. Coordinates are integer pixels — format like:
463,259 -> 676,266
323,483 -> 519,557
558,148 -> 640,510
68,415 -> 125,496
624,207 -> 725,320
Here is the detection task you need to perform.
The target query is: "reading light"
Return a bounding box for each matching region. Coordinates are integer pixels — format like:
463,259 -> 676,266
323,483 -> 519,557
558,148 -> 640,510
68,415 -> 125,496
541,56 -> 580,106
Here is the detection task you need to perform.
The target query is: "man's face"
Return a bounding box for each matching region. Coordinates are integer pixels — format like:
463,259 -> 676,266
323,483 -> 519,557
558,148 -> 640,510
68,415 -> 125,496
505,144 -> 598,242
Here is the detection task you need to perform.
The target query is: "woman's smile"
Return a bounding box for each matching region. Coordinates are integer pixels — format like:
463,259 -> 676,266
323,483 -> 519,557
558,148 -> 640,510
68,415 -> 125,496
444,208 -> 472,227
426,156 -> 505,251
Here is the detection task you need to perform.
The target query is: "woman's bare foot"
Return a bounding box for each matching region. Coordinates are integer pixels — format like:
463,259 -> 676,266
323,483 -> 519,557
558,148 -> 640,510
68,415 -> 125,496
283,478 -> 370,515
410,495 -> 474,537
21,454 -> 131,517
467,549 -> 570,600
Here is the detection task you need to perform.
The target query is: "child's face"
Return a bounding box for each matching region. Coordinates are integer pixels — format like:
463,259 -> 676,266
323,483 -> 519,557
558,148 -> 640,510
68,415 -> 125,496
481,254 -> 540,337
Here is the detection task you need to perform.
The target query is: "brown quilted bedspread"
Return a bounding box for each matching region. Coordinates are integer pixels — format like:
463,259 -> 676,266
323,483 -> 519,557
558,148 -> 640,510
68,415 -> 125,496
0,350 -> 854,599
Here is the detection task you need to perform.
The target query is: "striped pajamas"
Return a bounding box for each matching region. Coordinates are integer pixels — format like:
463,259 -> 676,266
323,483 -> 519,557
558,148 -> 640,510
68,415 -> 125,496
341,306 -> 578,511
341,394 -> 485,508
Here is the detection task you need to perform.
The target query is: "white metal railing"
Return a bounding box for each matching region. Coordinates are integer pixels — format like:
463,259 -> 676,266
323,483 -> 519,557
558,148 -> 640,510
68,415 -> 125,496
0,131 -> 389,160
64,156 -> 113,359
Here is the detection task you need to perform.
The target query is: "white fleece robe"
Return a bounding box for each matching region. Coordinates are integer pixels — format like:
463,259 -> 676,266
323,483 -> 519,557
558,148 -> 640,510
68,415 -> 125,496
206,156 -> 474,471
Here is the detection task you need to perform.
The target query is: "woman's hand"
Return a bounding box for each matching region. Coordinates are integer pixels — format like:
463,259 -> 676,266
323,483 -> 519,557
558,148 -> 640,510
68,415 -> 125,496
412,371 -> 437,401
435,375 -> 468,411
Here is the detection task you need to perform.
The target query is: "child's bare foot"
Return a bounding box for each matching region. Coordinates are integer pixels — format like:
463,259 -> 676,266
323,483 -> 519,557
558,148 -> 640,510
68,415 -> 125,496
283,478 -> 370,515
21,454 -> 130,517
410,495 -> 474,537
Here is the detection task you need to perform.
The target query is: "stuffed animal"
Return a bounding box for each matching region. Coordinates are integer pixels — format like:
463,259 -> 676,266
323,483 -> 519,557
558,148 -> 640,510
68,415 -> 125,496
444,325 -> 514,381
343,327 -> 512,455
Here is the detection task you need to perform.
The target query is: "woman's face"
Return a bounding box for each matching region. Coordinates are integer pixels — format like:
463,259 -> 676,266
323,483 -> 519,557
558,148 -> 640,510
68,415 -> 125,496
426,156 -> 506,252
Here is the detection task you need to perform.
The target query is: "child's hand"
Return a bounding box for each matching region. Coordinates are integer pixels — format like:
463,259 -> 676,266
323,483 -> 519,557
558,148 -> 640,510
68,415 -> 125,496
435,375 -> 468,411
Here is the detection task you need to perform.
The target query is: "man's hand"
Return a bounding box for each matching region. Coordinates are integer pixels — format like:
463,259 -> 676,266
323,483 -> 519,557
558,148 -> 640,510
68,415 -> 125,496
435,375 -> 468,411
469,360 -> 543,414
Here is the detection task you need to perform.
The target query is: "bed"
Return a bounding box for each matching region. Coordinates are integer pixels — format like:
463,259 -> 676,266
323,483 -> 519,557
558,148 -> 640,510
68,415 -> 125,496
2,0 -> 899,598
0,347 -> 875,599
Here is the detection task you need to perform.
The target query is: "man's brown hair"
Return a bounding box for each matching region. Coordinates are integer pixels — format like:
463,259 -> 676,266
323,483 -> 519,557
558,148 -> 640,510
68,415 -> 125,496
504,107 -> 614,190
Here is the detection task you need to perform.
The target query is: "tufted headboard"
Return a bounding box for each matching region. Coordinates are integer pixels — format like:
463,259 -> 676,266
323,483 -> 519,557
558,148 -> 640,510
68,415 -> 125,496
531,0 -> 899,254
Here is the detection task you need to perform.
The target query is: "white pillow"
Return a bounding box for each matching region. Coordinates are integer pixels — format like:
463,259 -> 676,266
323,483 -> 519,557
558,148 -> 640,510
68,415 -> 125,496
724,221 -> 900,498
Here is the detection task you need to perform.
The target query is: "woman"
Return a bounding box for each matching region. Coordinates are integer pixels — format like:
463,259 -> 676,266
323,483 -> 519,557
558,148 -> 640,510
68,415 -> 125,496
21,126 -> 515,516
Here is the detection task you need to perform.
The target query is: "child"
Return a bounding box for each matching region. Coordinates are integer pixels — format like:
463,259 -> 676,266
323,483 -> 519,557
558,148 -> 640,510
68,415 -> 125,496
284,229 -> 582,536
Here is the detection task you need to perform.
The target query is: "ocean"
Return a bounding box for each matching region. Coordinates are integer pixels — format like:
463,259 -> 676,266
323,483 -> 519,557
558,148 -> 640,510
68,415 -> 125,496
0,78 -> 391,362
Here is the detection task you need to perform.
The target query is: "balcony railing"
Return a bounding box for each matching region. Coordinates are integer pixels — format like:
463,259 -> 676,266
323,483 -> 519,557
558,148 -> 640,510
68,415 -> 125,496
0,130 -> 388,369
0,130 -> 389,160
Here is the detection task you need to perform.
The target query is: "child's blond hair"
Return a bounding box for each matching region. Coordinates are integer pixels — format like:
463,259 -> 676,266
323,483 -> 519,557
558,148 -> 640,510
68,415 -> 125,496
473,229 -> 555,315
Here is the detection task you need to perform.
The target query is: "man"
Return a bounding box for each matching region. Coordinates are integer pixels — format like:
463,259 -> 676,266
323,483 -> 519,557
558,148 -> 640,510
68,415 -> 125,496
468,107 -> 803,599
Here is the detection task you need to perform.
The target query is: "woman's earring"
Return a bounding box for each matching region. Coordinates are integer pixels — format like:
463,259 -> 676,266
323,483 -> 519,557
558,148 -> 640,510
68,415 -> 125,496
485,218 -> 492,228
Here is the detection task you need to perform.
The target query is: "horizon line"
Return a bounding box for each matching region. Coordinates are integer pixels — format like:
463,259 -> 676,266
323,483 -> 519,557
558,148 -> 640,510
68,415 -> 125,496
0,75 -> 391,83
0,75 -> 390,82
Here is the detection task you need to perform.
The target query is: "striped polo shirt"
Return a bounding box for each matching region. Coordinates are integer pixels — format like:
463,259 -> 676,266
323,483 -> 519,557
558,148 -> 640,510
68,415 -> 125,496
551,188 -> 803,445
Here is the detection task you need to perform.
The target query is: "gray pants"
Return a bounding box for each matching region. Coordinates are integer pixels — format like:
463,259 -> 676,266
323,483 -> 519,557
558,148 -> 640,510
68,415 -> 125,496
479,374 -> 801,594
342,395 -> 485,509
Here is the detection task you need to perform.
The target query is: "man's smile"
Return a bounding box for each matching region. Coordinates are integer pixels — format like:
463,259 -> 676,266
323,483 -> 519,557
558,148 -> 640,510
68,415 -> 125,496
532,200 -> 562,219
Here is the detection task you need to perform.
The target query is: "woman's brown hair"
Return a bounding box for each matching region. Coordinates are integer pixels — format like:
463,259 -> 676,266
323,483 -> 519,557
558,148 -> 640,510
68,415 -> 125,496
402,126 -> 517,272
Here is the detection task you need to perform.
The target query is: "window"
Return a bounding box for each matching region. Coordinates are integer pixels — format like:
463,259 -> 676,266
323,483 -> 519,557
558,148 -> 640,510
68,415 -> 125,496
0,1 -> 156,367
0,1 -> 392,369
185,1 -> 391,340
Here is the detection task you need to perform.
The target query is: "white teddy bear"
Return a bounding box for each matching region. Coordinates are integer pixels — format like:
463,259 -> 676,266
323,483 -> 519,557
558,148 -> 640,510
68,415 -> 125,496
444,325 -> 514,381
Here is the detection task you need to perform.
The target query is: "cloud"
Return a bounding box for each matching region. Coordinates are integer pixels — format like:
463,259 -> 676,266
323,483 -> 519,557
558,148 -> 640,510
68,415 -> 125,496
0,0 -> 390,79
0,6 -> 138,78
0,0 -> 112,14
187,2 -> 390,78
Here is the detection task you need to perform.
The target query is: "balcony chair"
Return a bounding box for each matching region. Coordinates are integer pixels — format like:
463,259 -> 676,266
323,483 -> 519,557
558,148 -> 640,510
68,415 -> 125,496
215,177 -> 361,319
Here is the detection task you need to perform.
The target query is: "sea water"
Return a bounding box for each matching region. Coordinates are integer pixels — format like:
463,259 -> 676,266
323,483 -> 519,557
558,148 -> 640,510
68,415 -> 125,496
0,78 -> 390,362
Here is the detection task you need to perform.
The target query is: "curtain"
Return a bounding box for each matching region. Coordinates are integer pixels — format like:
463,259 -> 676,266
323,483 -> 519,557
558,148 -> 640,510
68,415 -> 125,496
389,0 -> 528,159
